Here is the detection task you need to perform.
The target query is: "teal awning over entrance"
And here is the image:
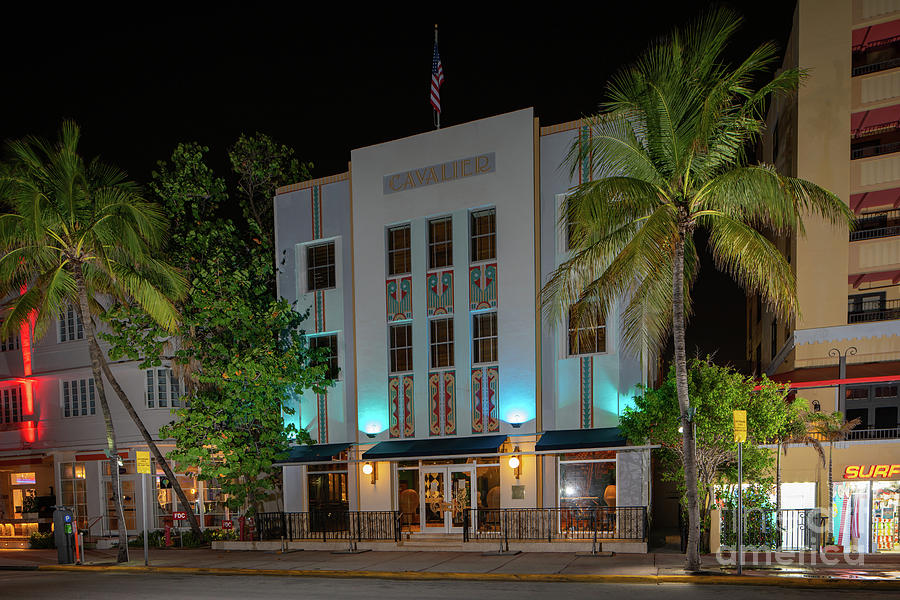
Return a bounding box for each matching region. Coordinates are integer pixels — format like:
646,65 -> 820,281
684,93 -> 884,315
362,434 -> 507,460
279,442 -> 352,464
535,427 -> 627,451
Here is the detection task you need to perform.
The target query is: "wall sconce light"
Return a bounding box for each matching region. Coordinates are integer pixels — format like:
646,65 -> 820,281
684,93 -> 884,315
366,432 -> 376,439
812,400 -> 821,412
508,446 -> 521,480
362,462 -> 377,485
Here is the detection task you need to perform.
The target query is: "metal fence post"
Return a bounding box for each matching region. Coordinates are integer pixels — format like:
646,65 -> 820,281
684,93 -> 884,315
504,510 -> 509,553
592,510 -> 598,554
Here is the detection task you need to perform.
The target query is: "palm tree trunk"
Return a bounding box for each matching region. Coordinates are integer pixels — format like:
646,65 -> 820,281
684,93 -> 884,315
673,228 -> 701,571
93,340 -> 203,535
74,270 -> 129,563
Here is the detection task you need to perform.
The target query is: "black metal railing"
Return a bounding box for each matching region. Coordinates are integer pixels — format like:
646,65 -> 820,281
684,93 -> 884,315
462,506 -> 647,546
851,209 -> 900,241
846,425 -> 900,440
256,510 -> 403,542
851,140 -> 900,159
720,508 -> 824,551
848,299 -> 900,323
853,56 -> 900,76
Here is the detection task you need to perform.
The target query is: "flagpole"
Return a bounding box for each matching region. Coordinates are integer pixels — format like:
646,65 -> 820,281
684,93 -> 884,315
434,24 -> 440,130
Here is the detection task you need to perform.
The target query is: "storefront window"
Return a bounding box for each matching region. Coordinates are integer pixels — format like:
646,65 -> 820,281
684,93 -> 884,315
155,474 -> 174,529
307,470 -> 348,511
203,479 -> 226,527
397,468 -> 420,531
832,481 -> 870,553
873,481 -> 900,552
60,462 -> 87,530
559,460 -> 616,509
475,465 -> 500,532
104,480 -> 137,531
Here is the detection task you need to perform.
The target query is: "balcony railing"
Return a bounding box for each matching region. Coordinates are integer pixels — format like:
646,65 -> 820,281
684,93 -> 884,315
852,56 -> 900,76
848,299 -> 900,323
850,209 -> 900,241
845,426 -> 900,441
851,140 -> 900,159
256,510 -> 403,542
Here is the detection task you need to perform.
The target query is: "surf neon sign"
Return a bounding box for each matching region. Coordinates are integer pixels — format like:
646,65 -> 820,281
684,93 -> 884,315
843,465 -> 900,479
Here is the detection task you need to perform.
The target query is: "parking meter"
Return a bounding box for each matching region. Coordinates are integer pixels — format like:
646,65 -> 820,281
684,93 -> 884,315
52,507 -> 76,564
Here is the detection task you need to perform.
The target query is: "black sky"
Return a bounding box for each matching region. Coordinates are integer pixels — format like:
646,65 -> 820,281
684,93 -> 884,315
0,1 -> 798,369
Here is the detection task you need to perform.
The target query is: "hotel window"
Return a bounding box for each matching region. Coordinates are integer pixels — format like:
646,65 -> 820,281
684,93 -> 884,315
62,378 -> 95,418
145,368 -> 183,409
1,386 -> 23,424
428,216 -> 453,269
0,331 -> 20,352
470,208 -> 496,262
430,318 -> 454,369
60,462 -> 88,530
389,323 -> 413,373
567,308 -> 606,356
472,312 -> 498,364
388,224 -> 411,275
310,334 -> 340,380
58,305 -> 84,342
306,241 -> 336,291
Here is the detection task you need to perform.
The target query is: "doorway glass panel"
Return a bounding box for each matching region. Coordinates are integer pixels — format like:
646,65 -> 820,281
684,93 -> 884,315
423,471 -> 445,528
450,470 -> 471,528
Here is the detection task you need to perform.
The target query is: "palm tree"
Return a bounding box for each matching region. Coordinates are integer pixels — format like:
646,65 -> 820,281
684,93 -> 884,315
808,411 -> 860,524
541,9 -> 853,570
0,121 -> 199,561
773,403 -> 825,549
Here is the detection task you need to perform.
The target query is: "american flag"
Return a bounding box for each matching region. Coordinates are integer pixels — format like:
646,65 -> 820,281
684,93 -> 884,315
430,41 -> 444,113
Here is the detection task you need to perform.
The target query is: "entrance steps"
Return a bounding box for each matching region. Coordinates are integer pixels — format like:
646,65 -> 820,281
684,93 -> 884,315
399,534 -> 465,551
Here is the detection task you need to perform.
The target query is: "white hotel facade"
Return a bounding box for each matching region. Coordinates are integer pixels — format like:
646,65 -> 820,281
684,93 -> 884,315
274,108 -> 653,549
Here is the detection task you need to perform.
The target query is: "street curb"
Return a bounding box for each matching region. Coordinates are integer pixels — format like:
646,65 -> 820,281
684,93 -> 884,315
32,564 -> 900,589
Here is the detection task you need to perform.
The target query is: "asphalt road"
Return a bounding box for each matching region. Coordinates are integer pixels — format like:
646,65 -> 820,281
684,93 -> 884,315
2,571 -> 898,599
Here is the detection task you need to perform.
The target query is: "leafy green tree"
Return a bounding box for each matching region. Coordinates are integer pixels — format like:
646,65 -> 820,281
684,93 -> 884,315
0,121 -> 187,561
540,8 -> 853,569
620,358 -> 796,535
228,132 -> 313,248
104,141 -> 327,515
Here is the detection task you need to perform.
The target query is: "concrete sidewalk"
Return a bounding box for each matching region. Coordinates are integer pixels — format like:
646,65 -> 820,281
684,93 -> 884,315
2,548 -> 900,588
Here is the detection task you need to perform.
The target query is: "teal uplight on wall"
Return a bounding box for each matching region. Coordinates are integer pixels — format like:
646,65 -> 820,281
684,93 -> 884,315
363,421 -> 384,439
504,403 -> 534,428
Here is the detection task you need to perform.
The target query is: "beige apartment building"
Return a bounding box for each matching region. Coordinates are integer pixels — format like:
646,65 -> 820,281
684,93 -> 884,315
750,0 -> 900,553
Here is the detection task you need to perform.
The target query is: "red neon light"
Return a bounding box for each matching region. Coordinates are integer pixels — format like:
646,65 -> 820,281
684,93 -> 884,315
17,283 -> 37,444
753,374 -> 900,392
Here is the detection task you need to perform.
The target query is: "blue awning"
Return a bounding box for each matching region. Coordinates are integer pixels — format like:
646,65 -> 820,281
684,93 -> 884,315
278,442 -> 352,464
362,434 -> 508,460
534,427 -> 627,452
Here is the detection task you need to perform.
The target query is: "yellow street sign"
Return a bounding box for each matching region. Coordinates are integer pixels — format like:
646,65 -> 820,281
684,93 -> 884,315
733,410 -> 747,443
136,450 -> 152,474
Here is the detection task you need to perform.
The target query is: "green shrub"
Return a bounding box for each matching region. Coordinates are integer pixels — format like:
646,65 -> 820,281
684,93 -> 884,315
29,531 -> 55,549
128,529 -> 165,548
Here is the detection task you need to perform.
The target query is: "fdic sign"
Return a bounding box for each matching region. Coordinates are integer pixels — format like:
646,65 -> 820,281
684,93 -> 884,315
383,152 -> 495,195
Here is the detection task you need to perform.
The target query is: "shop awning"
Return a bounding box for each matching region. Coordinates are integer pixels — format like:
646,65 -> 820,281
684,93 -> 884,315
277,442 -> 352,464
362,434 -> 507,460
535,427 -> 627,452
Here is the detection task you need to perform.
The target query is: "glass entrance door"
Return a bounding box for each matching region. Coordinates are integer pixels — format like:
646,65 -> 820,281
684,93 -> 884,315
420,466 -> 474,533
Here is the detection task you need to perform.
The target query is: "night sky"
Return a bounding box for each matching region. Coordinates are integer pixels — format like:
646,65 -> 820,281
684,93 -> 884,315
0,1 -> 798,370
